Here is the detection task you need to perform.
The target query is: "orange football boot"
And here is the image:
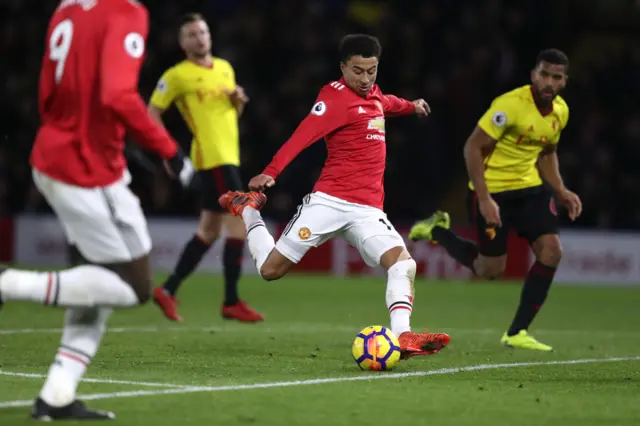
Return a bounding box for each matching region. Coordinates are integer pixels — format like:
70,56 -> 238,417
218,191 -> 267,216
222,301 -> 264,322
399,330 -> 451,359
153,287 -> 183,322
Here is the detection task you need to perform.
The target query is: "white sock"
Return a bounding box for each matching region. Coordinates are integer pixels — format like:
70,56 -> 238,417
386,259 -> 417,336
0,265 -> 138,307
40,307 -> 112,407
241,207 -> 275,272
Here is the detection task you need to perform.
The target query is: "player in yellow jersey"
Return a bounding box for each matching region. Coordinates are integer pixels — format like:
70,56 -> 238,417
148,13 -> 263,323
409,49 -> 582,351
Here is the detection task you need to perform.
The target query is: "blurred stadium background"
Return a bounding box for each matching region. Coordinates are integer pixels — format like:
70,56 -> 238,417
1,0 -> 639,283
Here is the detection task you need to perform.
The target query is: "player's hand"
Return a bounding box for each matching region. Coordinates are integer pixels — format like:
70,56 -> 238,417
225,85 -> 249,108
557,188 -> 582,221
412,99 -> 431,118
165,151 -> 195,188
478,196 -> 502,227
248,174 -> 275,192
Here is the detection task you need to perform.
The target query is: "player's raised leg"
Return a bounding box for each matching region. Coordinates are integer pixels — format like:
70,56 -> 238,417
219,191 -> 340,282
347,214 -> 450,359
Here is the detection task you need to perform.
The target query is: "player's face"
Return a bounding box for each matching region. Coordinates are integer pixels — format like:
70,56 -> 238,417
341,56 -> 379,97
531,61 -> 567,103
180,20 -> 212,58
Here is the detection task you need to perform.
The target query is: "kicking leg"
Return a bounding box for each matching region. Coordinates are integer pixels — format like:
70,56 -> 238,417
219,191 -> 295,281
153,210 -> 221,321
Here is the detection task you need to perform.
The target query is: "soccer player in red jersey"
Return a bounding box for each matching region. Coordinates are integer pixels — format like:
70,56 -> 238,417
220,34 -> 451,360
0,0 -> 193,420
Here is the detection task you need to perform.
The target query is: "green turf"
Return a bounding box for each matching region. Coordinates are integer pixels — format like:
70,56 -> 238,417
1,273 -> 639,425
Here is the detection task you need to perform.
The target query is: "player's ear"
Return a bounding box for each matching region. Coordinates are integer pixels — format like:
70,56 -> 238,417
340,62 -> 346,73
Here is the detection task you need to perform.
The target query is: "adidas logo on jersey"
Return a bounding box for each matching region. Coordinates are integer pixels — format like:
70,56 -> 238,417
358,106 -> 366,114
330,81 -> 345,90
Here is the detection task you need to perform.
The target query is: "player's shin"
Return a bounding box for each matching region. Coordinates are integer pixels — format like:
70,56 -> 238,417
507,261 -> 556,336
164,234 -> 212,295
432,227 -> 479,272
0,265 -> 139,307
39,307 -> 111,407
241,207 -> 275,272
386,259 -> 417,336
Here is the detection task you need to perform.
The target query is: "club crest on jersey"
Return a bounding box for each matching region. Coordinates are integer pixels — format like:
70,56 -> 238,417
311,101 -> 327,116
298,227 -> 311,240
367,116 -> 385,133
492,111 -> 506,127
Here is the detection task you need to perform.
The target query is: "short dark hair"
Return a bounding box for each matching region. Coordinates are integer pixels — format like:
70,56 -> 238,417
178,13 -> 204,32
536,48 -> 569,71
339,34 -> 382,63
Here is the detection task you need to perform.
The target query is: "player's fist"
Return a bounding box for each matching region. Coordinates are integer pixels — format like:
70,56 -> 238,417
478,196 -> 502,227
557,188 -> 582,221
225,85 -> 249,108
248,174 -> 275,192
412,99 -> 431,118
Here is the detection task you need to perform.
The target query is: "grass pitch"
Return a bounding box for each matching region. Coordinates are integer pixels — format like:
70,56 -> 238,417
1,273 -> 639,425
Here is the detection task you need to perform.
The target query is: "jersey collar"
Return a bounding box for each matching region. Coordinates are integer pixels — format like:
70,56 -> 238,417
529,85 -> 554,117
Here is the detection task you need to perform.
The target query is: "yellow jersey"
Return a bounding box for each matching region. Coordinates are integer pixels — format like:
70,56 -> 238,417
470,85 -> 569,193
150,58 -> 239,170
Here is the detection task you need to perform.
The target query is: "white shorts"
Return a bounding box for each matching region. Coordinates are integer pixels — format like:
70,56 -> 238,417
32,170 -> 151,264
275,192 -> 406,267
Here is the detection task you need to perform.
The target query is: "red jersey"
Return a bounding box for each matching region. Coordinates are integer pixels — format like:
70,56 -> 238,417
262,78 -> 415,209
31,0 -> 178,188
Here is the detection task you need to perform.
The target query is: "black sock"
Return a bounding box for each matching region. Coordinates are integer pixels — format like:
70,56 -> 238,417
223,238 -> 245,306
432,227 -> 479,272
507,261 -> 556,336
163,235 -> 212,296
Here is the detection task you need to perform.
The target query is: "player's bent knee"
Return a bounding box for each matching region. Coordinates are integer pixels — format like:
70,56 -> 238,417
259,263 -> 285,281
475,256 -> 506,279
388,258 -> 417,281
538,242 -> 563,267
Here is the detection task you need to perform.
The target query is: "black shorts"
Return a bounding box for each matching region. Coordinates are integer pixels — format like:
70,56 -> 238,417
466,185 -> 559,257
197,165 -> 244,212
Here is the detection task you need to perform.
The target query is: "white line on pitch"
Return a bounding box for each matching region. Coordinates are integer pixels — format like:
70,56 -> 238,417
0,326 -> 639,336
0,356 -> 637,409
0,371 -> 186,388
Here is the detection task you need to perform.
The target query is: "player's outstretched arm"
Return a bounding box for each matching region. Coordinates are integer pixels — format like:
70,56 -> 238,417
380,94 -> 426,117
148,104 -> 166,127
464,126 -> 502,227
537,146 -> 582,221
260,93 -> 345,185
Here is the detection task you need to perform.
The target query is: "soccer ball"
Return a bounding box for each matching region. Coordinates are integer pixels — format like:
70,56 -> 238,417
352,325 -> 401,371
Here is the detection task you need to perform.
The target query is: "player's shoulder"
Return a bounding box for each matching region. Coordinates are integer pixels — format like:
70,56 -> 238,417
97,0 -> 146,15
168,60 -> 191,75
309,81 -> 350,116
322,80 -> 350,94
491,85 -> 531,106
212,56 -> 234,71
552,94 -> 569,114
